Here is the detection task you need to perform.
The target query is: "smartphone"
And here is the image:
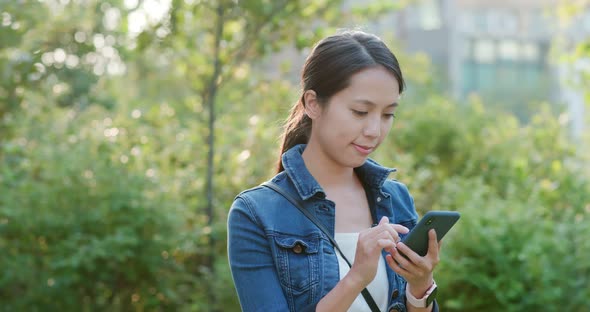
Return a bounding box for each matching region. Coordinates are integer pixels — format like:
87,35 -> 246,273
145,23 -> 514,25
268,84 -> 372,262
400,211 -> 460,257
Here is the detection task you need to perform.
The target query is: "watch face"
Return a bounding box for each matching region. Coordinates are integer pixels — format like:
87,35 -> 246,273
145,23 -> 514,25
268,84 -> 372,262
426,286 -> 438,306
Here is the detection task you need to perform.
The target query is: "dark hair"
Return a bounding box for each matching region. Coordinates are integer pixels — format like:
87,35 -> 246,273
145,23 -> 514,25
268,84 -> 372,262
276,30 -> 405,172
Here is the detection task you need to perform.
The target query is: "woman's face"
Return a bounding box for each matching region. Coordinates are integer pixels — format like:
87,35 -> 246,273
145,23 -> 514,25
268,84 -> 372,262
307,65 -> 400,169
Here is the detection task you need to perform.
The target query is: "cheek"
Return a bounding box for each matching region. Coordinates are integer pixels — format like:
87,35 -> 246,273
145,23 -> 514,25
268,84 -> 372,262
380,121 -> 393,137
327,111 -> 360,133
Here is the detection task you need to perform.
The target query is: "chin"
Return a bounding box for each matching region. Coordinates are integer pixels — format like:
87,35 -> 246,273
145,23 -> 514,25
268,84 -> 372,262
349,157 -> 368,168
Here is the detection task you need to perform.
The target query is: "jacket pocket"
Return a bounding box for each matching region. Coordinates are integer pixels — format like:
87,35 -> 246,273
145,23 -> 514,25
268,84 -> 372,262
271,232 -> 321,294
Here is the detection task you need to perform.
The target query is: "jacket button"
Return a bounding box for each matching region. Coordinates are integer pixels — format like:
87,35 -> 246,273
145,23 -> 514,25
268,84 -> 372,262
292,243 -> 303,254
391,289 -> 399,299
376,197 -> 382,202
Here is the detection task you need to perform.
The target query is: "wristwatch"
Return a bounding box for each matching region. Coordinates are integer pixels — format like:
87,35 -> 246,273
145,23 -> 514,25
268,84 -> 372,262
406,281 -> 438,308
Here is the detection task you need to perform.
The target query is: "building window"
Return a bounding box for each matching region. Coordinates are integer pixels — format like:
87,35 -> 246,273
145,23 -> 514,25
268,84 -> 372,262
474,39 -> 496,63
462,37 -> 552,119
521,42 -> 540,62
487,9 -> 519,36
498,40 -> 519,61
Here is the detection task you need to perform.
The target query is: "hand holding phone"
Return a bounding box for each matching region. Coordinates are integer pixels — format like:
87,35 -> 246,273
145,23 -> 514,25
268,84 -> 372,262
400,211 -> 460,258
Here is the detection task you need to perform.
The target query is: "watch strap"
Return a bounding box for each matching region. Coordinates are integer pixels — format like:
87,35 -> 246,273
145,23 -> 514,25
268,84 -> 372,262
406,281 -> 437,308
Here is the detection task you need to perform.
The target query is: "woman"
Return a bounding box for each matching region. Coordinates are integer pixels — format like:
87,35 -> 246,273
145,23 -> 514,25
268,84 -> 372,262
228,30 -> 440,312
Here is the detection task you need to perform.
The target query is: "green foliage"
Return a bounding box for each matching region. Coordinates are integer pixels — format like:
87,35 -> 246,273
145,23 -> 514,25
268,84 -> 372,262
435,178 -> 590,311
0,100 -> 245,310
0,0 -> 126,120
1,107 -> 176,310
373,97 -> 590,311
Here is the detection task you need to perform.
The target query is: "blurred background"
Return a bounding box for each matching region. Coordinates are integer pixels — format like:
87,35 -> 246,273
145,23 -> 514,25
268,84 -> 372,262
1,0 -> 589,311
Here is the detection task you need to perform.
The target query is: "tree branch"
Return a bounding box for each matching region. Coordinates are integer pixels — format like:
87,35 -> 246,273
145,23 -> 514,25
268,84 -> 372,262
203,2 -> 224,311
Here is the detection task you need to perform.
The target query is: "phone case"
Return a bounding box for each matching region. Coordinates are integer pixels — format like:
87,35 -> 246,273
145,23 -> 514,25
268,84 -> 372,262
400,210 -> 460,257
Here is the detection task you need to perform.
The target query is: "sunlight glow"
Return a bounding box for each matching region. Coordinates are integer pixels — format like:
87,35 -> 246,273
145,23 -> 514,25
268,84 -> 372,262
104,127 -> 120,137
53,48 -> 66,63
248,115 -> 259,126
127,0 -> 171,37
237,150 -> 251,162
131,109 -> 142,119
103,7 -> 120,31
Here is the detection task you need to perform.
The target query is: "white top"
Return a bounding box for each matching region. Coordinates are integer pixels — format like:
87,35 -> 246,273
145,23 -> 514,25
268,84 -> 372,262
334,232 -> 389,312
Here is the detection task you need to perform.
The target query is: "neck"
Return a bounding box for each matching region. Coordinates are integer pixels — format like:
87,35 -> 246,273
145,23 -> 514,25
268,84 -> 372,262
301,143 -> 356,188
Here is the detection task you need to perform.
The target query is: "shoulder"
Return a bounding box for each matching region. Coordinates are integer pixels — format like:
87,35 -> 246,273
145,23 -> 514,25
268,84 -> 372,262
234,171 -> 289,203
383,179 -> 411,199
382,179 -> 418,223
229,172 -> 290,217
229,184 -> 277,230
231,184 -> 272,215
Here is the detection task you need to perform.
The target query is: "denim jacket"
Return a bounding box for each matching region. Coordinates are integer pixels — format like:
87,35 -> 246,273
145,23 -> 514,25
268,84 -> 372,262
228,144 -> 439,312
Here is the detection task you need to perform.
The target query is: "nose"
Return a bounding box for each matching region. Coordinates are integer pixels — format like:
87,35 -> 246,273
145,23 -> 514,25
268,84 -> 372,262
363,116 -> 381,138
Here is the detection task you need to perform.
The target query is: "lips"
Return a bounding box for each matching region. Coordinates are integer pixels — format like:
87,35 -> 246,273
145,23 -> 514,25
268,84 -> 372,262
353,144 -> 374,155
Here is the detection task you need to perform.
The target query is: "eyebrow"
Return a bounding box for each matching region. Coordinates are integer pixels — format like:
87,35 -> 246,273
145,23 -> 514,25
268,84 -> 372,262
354,99 -> 399,108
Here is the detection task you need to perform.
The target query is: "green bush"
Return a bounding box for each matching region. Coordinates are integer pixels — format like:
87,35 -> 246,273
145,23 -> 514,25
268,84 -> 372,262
373,98 -> 590,311
1,90 -> 588,311
436,177 -> 590,311
0,104 -> 239,311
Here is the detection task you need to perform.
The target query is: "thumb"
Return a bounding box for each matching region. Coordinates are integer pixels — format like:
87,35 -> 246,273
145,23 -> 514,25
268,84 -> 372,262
379,216 -> 389,225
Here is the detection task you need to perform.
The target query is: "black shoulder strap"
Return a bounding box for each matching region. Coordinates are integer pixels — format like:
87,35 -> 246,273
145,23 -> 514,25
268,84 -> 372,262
262,181 -> 381,312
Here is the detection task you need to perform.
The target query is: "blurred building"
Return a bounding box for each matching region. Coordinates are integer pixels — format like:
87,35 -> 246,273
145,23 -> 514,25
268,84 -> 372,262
262,0 -> 587,137
387,0 -> 588,137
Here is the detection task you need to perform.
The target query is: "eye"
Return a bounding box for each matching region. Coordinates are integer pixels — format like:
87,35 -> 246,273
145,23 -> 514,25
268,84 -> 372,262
383,112 -> 396,119
352,109 -> 368,116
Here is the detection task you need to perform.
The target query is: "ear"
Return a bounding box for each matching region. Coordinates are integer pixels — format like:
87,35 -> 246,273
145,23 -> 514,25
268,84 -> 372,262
303,90 -> 322,119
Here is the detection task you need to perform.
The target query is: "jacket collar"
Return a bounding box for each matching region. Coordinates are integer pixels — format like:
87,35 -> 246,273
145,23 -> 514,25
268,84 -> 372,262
281,144 -> 396,201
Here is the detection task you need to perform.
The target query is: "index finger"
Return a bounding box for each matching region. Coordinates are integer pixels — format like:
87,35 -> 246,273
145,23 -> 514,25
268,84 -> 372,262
389,223 -> 409,234
372,218 -> 409,236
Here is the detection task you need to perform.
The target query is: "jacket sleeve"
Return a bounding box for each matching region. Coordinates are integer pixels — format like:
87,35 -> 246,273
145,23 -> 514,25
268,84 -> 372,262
227,195 -> 290,311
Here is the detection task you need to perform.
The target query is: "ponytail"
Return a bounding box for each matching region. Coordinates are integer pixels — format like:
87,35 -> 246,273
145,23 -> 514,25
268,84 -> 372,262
276,97 -> 311,173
